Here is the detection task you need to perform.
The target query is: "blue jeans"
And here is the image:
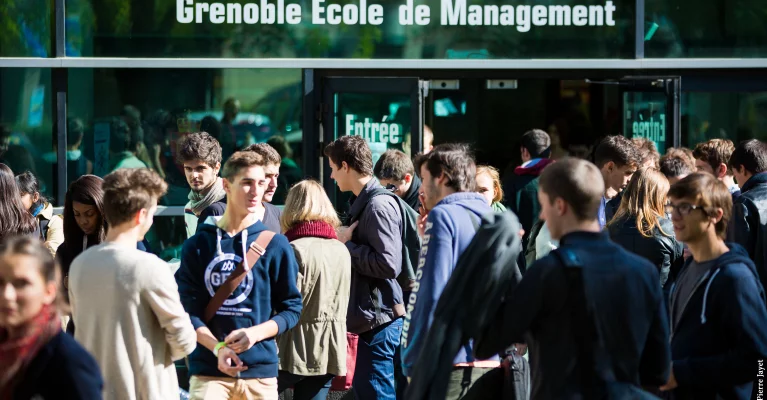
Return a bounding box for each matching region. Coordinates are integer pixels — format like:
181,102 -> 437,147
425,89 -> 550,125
277,371 -> 333,400
353,318 -> 403,400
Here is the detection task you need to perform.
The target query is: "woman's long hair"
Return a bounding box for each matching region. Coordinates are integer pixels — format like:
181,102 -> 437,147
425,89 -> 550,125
62,175 -> 107,248
0,164 -> 37,240
281,180 -> 341,233
609,167 -> 672,238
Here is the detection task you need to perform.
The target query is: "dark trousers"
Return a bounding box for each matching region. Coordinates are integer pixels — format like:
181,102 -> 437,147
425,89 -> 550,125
277,371 -> 334,400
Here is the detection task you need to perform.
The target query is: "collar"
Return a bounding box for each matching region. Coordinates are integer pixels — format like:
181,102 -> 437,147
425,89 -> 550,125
558,230 -> 610,247
285,220 -> 338,242
742,172 -> 767,193
403,175 -> 421,204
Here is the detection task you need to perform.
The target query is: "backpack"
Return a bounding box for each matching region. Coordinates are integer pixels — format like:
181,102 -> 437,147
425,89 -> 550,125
359,188 -> 421,292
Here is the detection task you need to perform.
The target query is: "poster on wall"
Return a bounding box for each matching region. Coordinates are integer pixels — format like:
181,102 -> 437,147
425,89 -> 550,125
93,122 -> 111,176
28,86 -> 45,128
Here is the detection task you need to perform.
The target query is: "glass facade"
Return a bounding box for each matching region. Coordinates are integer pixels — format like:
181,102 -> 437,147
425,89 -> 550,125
0,0 -> 51,57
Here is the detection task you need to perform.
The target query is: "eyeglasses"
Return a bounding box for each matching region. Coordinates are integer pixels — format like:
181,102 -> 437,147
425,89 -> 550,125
665,202 -> 705,217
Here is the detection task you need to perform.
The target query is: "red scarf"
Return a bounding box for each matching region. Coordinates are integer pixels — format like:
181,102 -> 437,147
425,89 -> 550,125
0,305 -> 61,399
285,220 -> 338,242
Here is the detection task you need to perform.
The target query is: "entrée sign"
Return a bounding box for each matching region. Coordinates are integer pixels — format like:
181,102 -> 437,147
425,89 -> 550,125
177,0 -> 617,31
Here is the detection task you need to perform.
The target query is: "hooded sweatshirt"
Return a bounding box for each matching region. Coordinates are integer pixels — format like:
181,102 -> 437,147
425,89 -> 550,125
176,218 -> 303,379
668,243 -> 767,400
401,192 -> 495,376
505,158 -> 555,241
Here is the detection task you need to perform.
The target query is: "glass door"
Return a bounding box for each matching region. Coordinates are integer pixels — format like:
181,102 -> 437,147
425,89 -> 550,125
620,77 -> 681,154
320,77 -> 427,210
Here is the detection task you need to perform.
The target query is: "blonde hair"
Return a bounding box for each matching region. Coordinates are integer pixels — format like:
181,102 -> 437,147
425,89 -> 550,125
608,167 -> 671,238
281,180 -> 341,232
476,165 -> 504,203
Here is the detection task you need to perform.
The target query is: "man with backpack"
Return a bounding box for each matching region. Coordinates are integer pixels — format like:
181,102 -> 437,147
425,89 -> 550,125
664,172 -> 767,399
477,158 -> 670,399
401,144 -> 497,397
176,151 -> 302,399
326,135 -> 414,400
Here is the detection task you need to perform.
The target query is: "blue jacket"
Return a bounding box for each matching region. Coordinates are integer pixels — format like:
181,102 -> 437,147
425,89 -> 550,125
12,331 -> 103,400
401,192 -> 493,376
668,243 -> 767,400
176,218 -> 303,379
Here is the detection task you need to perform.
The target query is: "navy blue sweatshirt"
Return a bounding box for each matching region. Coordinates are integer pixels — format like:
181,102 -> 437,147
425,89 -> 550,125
668,243 -> 767,399
176,218 -> 303,379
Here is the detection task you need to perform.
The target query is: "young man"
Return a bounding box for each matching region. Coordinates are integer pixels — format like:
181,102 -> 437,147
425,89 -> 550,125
594,135 -> 641,228
660,148 -> 696,185
374,149 -> 422,212
177,132 -> 227,238
244,143 -> 283,232
68,169 -> 197,400
479,158 -> 670,399
504,129 -> 554,246
726,139 -> 767,290
401,144 -> 496,397
663,172 -> 767,399
176,151 -> 302,400
693,138 -> 741,201
325,135 -> 405,400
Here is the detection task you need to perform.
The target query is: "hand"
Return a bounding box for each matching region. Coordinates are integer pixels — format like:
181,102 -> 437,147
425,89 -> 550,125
217,346 -> 248,377
225,327 -> 259,354
660,365 -> 677,391
513,343 -> 527,356
336,221 -> 359,244
417,208 -> 429,238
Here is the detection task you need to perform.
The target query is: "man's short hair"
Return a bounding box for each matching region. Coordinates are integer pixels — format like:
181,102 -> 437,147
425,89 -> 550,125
102,169 -> 168,227
632,137 -> 660,168
222,151 -> 265,181
660,150 -> 696,179
374,150 -> 415,182
539,157 -> 605,221
668,173 -> 732,238
323,136 -> 373,176
729,139 -> 767,175
176,132 -> 222,168
245,143 -> 281,166
594,135 -> 641,169
414,143 -> 476,192
693,139 -> 736,175
520,129 -> 551,158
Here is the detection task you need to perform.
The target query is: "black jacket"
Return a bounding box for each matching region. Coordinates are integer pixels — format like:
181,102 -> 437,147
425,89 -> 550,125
476,231 -> 670,400
668,243 -> 767,400
607,215 -> 685,287
727,172 -> 767,292
12,331 -> 103,400
605,192 -> 622,224
346,179 -> 405,334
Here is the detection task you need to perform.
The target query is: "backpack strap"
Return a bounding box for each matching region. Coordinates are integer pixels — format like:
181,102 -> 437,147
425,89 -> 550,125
204,231 -> 275,323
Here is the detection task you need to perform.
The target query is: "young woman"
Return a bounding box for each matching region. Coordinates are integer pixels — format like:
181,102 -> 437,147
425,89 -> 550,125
277,180 -> 351,400
607,167 -> 685,287
55,175 -> 108,290
476,165 -> 507,213
0,163 -> 37,241
0,236 -> 103,398
17,171 -> 65,256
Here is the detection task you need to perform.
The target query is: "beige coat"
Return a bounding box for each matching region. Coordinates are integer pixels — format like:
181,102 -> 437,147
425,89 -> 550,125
38,203 -> 64,256
278,237 -> 351,376
69,243 -> 197,400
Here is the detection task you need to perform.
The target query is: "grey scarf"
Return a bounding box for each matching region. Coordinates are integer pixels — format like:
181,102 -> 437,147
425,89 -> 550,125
188,177 -> 226,216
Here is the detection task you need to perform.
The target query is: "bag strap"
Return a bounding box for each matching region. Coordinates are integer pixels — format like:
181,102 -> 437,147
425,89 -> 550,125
552,247 -> 600,397
204,231 -> 276,323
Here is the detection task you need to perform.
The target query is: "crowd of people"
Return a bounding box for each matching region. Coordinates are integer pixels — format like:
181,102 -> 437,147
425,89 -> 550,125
0,127 -> 766,400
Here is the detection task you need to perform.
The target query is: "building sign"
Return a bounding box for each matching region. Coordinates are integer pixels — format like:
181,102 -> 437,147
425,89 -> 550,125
628,108 -> 666,154
344,113 -> 403,166
177,0 -> 617,32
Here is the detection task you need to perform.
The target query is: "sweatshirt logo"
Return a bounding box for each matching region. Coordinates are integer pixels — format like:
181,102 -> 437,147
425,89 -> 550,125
204,253 -> 254,306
